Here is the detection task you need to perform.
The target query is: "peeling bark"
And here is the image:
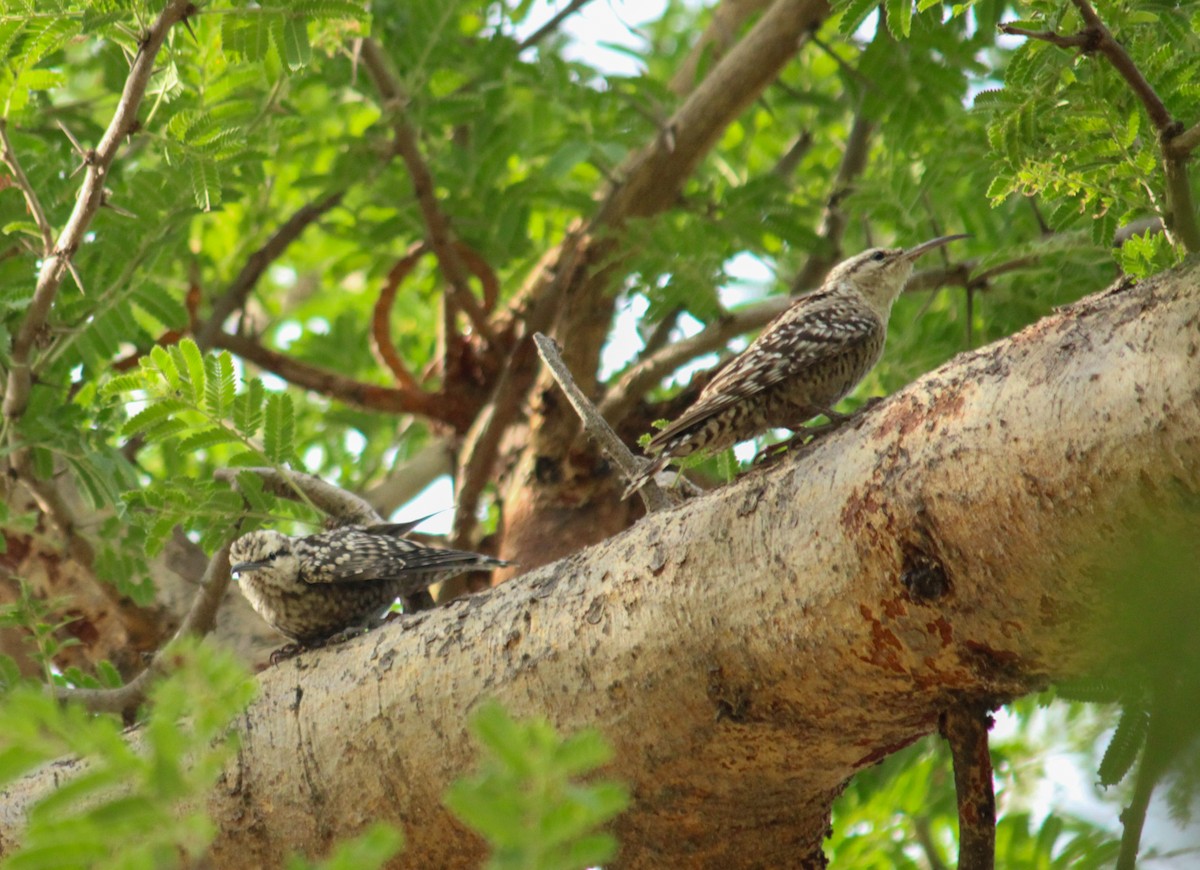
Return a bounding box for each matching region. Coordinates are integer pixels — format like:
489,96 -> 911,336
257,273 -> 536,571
2,266 -> 1198,866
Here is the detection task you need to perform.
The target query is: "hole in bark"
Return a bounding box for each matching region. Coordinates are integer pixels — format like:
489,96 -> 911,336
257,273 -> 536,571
901,546 -> 951,600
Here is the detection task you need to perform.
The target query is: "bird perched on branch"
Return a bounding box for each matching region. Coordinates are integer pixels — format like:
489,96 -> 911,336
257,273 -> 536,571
624,234 -> 967,497
230,524 -> 509,650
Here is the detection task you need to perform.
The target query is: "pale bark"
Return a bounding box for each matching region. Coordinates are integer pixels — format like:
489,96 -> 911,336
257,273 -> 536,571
2,264 -> 1198,866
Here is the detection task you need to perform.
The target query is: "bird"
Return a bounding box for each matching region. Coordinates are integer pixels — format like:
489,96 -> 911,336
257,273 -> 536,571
229,523 -> 510,650
624,234 -> 967,497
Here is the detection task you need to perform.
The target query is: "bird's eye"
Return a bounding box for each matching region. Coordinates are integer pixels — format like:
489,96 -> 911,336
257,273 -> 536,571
871,251 -> 886,262
267,551 -> 280,562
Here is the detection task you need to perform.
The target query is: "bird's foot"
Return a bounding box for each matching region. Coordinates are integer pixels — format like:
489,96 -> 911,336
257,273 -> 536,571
269,641 -> 316,665
268,626 -> 374,665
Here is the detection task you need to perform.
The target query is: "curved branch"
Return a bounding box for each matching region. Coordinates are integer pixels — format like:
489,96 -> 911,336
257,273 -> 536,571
372,245 -> 426,391
358,38 -> 497,347
2,0 -> 196,420
54,543 -> 232,717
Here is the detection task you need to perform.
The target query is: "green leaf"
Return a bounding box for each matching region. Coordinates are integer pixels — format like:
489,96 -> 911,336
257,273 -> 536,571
204,351 -> 236,418
274,15 -> 312,70
190,158 -> 222,211
149,345 -> 181,390
1098,705 -> 1149,787
263,392 -> 295,464
177,339 -> 207,406
178,428 -> 241,453
233,377 -> 265,439
884,0 -> 912,38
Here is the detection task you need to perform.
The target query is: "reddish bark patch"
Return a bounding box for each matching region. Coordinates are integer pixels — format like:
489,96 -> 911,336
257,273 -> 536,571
858,605 -> 906,674
927,617 -> 954,646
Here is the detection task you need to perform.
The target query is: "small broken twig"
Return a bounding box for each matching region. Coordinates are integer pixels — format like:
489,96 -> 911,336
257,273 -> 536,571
532,333 -> 671,513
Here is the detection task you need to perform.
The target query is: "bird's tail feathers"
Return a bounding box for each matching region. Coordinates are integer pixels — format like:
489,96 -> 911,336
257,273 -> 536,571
622,454 -> 670,500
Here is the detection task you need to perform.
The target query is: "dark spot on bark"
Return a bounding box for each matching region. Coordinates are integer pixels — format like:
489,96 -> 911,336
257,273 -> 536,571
736,485 -> 766,517
289,686 -> 303,712
584,596 -> 605,625
901,549 -> 951,600
707,666 -> 752,722
649,542 -> 667,574
503,629 -> 521,651
534,455 -> 560,484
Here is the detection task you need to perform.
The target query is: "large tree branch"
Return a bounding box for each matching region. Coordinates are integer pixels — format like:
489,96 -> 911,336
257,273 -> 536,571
5,262 -> 1195,865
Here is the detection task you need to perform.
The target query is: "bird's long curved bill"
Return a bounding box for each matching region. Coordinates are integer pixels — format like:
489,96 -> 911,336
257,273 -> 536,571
903,233 -> 969,260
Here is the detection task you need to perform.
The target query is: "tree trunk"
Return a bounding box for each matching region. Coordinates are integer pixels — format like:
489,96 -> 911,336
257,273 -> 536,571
2,265 -> 1197,867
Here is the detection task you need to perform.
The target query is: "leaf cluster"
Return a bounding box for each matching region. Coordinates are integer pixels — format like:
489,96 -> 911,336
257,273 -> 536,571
445,701 -> 630,870
0,638 -> 255,870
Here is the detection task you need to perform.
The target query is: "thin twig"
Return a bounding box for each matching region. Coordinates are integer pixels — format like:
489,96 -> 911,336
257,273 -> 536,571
534,334 -> 670,513
940,703 -> 996,870
1068,0 -> 1171,130
996,24 -> 1091,48
517,0 -> 596,52
2,0 -> 196,421
196,190 -> 345,349
55,543 -> 233,716
358,37 -> 498,346
0,120 -> 54,254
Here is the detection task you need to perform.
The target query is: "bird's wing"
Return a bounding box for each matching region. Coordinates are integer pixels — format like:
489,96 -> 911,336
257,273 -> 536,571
647,295 -> 879,451
298,526 -> 506,584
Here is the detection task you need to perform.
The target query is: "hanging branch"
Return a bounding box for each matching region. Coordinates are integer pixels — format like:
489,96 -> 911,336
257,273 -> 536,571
940,703 -> 997,870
